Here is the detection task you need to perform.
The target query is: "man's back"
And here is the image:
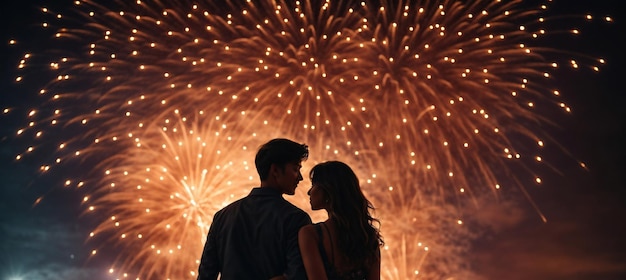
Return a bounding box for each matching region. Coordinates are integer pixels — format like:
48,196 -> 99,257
198,187 -> 312,279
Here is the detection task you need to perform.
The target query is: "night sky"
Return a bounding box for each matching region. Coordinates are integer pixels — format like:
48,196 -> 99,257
1,1 -> 625,280
470,1 -> 626,278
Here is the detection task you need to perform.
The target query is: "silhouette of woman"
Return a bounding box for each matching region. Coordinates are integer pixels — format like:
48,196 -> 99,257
299,161 -> 384,280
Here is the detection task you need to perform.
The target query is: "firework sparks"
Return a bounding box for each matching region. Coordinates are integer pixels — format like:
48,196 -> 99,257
84,111 -> 258,277
9,0 -> 611,279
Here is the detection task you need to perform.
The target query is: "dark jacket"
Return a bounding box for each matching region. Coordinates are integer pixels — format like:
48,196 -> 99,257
197,187 -> 312,280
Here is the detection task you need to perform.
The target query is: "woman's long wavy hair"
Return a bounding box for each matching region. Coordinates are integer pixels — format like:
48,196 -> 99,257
310,161 -> 384,267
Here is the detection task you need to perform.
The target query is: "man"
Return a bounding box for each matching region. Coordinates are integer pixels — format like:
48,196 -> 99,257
197,138 -> 312,280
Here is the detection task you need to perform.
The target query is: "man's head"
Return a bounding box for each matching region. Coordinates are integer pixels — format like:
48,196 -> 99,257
255,138 -> 309,194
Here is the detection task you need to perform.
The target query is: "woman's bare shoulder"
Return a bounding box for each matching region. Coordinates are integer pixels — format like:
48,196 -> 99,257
298,223 -> 317,237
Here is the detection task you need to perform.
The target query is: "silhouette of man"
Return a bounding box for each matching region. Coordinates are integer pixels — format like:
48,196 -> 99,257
197,138 -> 312,280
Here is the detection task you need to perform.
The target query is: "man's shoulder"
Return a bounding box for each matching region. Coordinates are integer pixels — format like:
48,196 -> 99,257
214,196 -> 246,215
277,198 -> 307,213
279,200 -> 312,223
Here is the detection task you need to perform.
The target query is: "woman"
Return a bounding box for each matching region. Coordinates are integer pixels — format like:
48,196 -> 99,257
298,161 -> 384,280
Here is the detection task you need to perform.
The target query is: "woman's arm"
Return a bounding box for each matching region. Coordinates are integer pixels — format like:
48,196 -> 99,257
298,225 -> 328,280
366,247 -> 381,280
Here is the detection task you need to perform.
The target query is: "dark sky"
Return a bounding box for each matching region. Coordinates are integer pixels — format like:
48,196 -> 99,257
470,1 -> 626,279
1,0 -> 625,280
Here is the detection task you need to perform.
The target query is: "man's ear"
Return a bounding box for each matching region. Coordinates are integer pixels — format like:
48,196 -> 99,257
269,163 -> 281,178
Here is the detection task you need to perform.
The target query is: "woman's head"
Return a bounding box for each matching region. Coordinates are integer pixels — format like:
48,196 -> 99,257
308,161 -> 363,214
308,161 -> 383,266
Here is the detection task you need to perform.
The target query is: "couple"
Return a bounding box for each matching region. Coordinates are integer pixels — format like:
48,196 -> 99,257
197,138 -> 384,279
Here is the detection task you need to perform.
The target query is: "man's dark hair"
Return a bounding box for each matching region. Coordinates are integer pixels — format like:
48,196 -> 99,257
255,138 -> 308,180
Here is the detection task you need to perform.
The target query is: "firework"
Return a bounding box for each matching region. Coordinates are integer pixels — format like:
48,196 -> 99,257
83,112 -> 258,277
10,0 -> 610,279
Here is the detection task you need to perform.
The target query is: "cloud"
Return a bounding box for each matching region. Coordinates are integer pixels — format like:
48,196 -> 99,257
470,197 -> 528,233
0,204 -> 107,280
1,263 -> 108,280
471,200 -> 626,280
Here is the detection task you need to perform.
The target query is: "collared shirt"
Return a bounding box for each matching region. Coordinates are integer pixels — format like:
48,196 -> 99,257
197,187 -> 312,280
